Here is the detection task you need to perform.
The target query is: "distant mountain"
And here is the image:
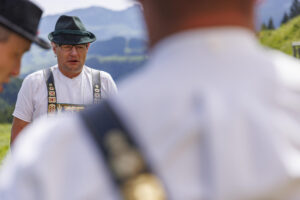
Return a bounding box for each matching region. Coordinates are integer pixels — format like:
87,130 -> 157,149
39,5 -> 146,41
256,0 -> 293,28
21,36 -> 148,81
21,5 -> 148,81
37,1 -> 295,39
21,2 -> 295,78
39,1 -> 295,40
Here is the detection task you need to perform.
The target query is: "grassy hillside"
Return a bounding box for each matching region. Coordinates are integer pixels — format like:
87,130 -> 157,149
0,124 -> 10,164
259,16 -> 300,55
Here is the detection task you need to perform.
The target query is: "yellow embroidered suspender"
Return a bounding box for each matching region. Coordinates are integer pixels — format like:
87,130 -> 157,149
44,68 -> 102,114
44,68 -> 57,114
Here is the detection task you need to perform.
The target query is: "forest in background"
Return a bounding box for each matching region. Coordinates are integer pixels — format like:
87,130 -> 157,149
0,79 -> 22,123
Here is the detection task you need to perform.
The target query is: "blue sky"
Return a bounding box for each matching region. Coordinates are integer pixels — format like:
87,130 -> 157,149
32,0 -> 135,16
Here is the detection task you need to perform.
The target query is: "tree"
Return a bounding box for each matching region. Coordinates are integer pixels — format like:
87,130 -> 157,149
260,22 -> 268,31
0,98 -> 14,123
289,0 -> 300,19
281,12 -> 290,25
0,78 -> 22,104
267,18 -> 275,30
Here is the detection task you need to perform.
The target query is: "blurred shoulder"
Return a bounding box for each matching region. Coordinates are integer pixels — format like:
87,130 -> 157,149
99,71 -> 113,78
84,66 -> 114,81
268,49 -> 300,88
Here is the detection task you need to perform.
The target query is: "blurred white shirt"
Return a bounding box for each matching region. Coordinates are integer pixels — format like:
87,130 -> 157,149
2,27 -> 300,200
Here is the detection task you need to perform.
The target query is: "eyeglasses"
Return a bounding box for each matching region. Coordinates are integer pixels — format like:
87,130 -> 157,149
58,44 -> 88,52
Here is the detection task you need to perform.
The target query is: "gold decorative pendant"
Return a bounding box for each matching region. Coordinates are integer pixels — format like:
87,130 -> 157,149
122,174 -> 166,200
104,130 -> 167,200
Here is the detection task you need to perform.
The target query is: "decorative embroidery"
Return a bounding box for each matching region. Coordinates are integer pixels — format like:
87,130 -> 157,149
49,91 -> 56,96
56,103 -> 85,113
48,104 -> 56,113
45,68 -> 102,114
48,97 -> 56,103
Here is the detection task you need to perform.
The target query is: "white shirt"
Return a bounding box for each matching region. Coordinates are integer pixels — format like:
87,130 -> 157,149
2,27 -> 300,200
13,65 -> 118,122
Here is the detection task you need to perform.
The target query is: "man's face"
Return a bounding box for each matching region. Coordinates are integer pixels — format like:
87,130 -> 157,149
53,43 -> 90,78
0,33 -> 31,92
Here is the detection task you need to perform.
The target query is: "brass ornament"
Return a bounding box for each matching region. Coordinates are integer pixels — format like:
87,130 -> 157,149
105,130 -> 145,179
122,174 -> 166,200
57,104 -> 85,113
110,150 -> 145,180
104,130 -> 167,200
57,104 -> 63,113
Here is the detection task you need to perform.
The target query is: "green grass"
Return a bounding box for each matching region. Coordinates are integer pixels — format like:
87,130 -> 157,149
0,124 -> 10,164
259,16 -> 300,55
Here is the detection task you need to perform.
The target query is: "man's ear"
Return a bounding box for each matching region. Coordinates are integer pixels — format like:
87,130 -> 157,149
51,42 -> 57,55
86,43 -> 91,51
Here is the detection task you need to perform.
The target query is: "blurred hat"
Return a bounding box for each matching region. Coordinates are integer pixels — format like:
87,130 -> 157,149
0,0 -> 50,49
48,15 -> 96,45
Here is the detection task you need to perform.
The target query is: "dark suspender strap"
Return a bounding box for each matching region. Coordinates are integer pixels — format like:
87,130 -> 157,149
43,68 -> 57,114
92,69 -> 101,104
80,101 -> 167,200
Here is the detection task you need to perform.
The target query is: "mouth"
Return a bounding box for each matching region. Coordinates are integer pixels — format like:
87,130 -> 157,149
67,60 -> 79,64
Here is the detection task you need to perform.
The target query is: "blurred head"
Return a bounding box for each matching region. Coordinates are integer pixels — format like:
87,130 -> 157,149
0,0 -> 50,92
52,42 -> 90,78
0,26 -> 31,92
48,15 -> 96,78
138,0 -> 256,47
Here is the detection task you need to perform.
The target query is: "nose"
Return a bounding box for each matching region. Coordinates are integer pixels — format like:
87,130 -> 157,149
70,46 -> 78,55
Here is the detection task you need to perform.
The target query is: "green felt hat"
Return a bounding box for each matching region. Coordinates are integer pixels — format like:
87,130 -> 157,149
48,15 -> 96,45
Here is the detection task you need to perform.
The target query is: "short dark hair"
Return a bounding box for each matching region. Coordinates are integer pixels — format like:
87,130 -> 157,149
0,25 -> 11,42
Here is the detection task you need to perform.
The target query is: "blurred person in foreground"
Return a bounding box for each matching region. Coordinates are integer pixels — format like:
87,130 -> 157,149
2,0 -> 300,199
0,0 -> 49,93
10,15 -> 118,145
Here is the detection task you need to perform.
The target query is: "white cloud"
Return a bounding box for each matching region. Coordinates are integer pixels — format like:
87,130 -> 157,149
31,0 -> 135,16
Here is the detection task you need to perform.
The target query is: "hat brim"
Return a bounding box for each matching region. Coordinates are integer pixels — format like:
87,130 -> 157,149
0,15 -> 50,49
48,31 -> 96,45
